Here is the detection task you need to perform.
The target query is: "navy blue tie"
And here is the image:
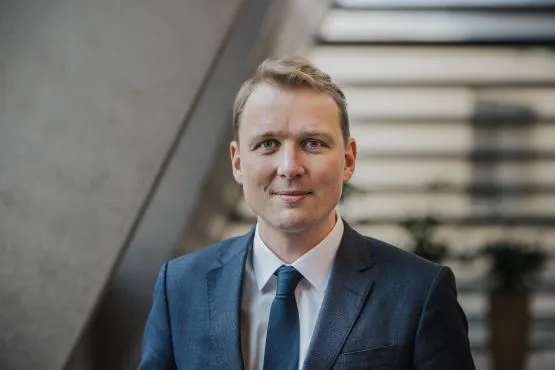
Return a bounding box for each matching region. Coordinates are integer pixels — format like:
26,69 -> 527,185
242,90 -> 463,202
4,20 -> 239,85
263,265 -> 304,370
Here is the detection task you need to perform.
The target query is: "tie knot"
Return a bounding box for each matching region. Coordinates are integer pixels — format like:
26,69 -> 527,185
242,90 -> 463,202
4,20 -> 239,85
275,265 -> 303,296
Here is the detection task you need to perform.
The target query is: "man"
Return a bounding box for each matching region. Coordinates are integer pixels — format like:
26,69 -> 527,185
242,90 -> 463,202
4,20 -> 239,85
139,57 -> 476,370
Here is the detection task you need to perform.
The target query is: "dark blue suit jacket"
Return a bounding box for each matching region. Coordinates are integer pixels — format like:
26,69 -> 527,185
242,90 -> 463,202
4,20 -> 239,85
139,222 -> 475,369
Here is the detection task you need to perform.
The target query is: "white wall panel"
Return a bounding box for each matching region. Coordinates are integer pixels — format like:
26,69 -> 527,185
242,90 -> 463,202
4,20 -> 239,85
345,87 -> 555,119
320,10 -> 555,42
352,122 -> 555,154
309,47 -> 555,84
352,159 -> 555,187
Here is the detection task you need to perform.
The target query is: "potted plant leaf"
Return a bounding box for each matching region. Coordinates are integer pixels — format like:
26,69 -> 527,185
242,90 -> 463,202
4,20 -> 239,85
340,183 -> 450,263
477,240 -> 548,370
399,215 -> 449,263
340,182 -> 363,203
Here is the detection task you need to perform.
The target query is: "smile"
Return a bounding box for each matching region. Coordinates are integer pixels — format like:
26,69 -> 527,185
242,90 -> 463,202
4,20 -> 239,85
273,190 -> 312,204
274,190 -> 312,196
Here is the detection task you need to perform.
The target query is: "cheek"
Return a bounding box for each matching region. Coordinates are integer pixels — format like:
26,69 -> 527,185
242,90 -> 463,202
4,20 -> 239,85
241,157 -> 273,187
314,157 -> 344,187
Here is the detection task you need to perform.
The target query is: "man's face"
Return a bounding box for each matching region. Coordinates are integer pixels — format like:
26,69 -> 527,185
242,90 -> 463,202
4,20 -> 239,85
230,83 -> 356,235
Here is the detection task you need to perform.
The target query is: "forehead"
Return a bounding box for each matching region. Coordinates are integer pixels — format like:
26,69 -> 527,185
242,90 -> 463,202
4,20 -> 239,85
240,83 -> 341,134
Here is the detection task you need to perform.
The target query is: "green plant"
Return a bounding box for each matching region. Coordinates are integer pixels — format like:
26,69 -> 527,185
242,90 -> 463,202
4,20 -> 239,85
340,182 -> 364,202
478,241 -> 548,292
399,215 -> 449,263
341,181 -> 451,263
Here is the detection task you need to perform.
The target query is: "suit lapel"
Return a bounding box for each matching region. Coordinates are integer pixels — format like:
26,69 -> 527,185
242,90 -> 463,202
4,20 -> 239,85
206,228 -> 254,370
303,222 -> 376,370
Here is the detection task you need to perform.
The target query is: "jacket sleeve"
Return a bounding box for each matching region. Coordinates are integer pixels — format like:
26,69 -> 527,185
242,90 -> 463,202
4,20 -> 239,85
138,262 -> 177,370
412,266 -> 476,370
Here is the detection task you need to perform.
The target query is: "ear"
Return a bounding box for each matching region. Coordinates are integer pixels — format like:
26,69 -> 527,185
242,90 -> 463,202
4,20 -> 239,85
230,141 -> 243,184
343,137 -> 357,183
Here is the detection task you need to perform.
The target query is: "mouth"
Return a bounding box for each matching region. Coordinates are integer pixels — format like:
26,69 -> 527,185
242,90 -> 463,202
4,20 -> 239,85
274,190 -> 312,196
272,190 -> 312,204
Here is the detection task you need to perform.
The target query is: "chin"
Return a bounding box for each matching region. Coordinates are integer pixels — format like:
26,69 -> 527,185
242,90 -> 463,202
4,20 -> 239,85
273,211 -> 314,233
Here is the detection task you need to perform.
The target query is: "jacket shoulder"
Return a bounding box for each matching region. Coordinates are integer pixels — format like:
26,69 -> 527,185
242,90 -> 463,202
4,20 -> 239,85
164,234 -> 248,282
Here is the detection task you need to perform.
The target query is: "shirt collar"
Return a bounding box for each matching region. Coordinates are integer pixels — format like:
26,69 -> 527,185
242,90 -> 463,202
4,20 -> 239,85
252,214 -> 344,293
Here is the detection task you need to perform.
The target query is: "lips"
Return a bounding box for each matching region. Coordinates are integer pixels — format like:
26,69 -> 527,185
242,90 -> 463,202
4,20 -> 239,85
274,190 -> 312,196
273,190 -> 312,205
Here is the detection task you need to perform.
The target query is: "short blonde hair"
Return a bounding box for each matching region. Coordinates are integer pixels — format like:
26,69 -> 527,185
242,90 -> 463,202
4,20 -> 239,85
232,57 -> 349,143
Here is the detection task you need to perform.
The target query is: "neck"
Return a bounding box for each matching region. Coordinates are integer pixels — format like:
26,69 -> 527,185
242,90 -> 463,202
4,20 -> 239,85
258,213 -> 337,264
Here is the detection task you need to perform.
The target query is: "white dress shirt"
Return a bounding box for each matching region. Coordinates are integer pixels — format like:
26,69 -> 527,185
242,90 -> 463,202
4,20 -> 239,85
240,216 -> 344,370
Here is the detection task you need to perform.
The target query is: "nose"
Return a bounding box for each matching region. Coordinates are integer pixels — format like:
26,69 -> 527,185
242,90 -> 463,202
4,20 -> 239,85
277,144 -> 305,179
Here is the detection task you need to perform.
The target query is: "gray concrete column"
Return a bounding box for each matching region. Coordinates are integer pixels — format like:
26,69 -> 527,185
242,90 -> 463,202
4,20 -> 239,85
0,1 -> 244,369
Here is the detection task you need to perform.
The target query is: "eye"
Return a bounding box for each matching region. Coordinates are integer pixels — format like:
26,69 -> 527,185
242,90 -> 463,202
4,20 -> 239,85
304,139 -> 323,150
258,139 -> 278,150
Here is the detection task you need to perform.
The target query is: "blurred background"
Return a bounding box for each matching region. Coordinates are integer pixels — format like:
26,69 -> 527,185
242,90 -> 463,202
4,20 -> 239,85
1,0 -> 555,369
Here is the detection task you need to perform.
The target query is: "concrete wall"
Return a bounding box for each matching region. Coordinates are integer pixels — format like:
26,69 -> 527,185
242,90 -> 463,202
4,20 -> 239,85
0,0 -> 244,369
269,0 -> 332,57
